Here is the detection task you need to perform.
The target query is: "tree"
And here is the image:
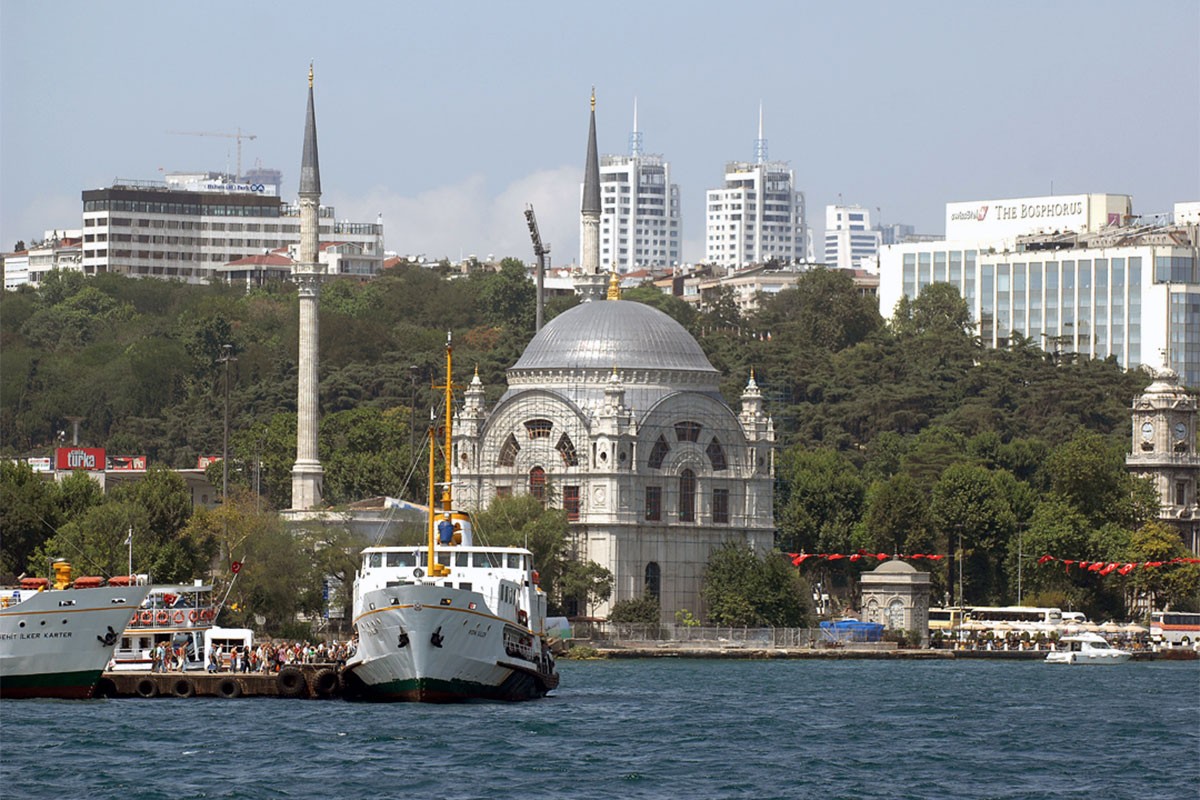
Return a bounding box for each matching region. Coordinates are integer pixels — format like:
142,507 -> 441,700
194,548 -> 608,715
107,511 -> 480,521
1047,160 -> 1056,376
855,473 -> 933,557
775,446 -> 865,554
473,494 -> 575,613
1043,431 -> 1157,529
0,461 -> 61,577
478,258 -> 535,333
701,543 -> 812,627
609,596 -> 660,624
930,463 -> 1017,606
559,560 -> 613,618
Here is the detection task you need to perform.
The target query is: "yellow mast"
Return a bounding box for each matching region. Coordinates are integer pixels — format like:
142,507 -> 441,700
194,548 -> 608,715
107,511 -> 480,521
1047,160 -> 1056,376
426,409 -> 437,572
441,332 -> 454,512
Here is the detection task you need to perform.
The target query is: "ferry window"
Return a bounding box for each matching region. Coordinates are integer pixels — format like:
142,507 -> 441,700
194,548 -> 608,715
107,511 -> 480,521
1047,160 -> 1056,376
523,555 -> 531,571
368,553 -> 382,568
419,552 -> 429,567
507,554 -> 521,569
455,553 -> 470,567
459,583 -> 472,591
473,552 -> 500,568
437,553 -> 451,567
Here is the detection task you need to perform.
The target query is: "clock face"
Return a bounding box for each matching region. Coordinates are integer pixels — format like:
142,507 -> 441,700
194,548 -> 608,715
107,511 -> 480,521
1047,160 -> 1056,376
1176,422 -> 1188,440
1141,421 -> 1154,440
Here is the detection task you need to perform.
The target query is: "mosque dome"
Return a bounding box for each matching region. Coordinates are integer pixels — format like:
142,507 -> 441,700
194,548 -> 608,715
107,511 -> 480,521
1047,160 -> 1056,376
512,300 -> 718,375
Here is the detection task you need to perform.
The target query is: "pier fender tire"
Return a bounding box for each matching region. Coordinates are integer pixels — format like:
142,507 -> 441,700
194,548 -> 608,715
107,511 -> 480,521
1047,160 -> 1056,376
277,666 -> 307,698
172,678 -> 196,698
135,678 -> 159,698
312,668 -> 338,697
95,677 -> 118,698
217,678 -> 242,699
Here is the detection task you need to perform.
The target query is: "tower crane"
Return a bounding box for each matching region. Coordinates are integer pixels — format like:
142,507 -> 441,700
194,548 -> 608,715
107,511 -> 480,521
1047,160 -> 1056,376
524,205 -> 550,332
166,127 -> 257,180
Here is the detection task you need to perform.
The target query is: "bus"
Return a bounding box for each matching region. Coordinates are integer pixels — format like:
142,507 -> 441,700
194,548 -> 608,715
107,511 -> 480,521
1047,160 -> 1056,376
1149,611 -> 1200,648
928,607 -> 969,634
965,606 -> 1063,627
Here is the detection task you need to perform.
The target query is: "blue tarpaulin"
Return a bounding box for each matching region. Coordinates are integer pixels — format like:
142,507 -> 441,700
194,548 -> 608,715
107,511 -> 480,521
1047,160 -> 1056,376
819,619 -> 885,642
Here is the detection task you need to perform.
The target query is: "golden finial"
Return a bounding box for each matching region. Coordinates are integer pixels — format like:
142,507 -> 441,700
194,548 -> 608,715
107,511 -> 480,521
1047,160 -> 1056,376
590,87 -> 596,111
607,269 -> 621,301
308,63 -> 314,89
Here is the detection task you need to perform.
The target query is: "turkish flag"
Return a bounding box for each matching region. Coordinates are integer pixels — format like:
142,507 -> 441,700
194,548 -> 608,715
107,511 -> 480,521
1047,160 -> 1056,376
231,561 -> 242,574
1038,554 -> 1054,565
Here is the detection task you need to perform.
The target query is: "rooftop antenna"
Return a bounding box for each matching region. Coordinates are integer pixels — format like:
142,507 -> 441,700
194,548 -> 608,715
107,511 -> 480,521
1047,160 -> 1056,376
629,96 -> 643,157
755,101 -> 767,164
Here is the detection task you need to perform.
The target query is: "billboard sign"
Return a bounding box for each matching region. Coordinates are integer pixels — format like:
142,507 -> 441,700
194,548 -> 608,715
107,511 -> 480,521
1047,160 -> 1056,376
26,457 -> 52,472
55,447 -> 105,471
945,194 -> 1089,241
107,455 -> 147,471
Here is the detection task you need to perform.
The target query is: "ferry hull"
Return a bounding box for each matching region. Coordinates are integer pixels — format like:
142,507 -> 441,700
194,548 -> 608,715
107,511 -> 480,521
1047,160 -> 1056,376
0,585 -> 149,700
346,586 -> 557,703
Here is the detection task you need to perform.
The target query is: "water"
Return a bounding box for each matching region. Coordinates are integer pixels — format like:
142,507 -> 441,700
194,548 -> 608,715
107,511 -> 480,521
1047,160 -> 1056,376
3,659 -> 1197,799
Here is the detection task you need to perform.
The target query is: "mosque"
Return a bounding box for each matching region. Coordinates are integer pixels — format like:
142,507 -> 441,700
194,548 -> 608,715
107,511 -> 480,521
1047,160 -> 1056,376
284,80 -> 776,621
451,96 -> 776,621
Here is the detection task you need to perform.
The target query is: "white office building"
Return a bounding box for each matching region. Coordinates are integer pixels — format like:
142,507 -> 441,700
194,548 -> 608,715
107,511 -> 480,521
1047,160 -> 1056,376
80,172 -> 384,284
878,194 -> 1200,387
594,103 -> 681,272
825,204 -> 882,269
705,112 -> 808,268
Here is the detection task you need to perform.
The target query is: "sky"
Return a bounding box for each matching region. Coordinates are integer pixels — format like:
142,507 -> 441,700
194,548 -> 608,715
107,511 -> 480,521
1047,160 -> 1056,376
2,0 -> 1197,265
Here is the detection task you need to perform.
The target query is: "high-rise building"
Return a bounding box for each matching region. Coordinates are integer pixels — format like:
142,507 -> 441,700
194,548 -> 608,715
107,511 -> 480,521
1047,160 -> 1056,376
705,108 -> 807,268
824,204 -> 881,269
594,100 -> 681,272
79,172 -> 383,285
877,195 -> 1200,387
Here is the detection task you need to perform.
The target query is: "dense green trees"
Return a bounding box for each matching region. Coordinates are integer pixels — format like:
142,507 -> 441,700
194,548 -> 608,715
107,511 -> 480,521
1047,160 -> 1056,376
2,264 -> 1195,624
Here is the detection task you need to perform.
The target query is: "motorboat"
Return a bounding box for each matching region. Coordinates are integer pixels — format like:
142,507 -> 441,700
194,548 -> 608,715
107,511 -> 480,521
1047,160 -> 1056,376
1045,632 -> 1132,664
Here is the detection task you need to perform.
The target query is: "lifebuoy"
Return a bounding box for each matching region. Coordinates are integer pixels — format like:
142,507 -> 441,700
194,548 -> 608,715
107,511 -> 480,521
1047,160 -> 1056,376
277,667 -> 307,698
216,678 -> 242,699
201,608 -> 214,622
172,610 -> 184,624
140,610 -> 153,625
135,678 -> 158,698
188,610 -> 199,623
156,610 -> 168,624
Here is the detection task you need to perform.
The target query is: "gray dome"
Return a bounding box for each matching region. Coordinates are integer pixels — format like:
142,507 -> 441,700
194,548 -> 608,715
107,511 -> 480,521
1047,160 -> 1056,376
513,300 -> 717,375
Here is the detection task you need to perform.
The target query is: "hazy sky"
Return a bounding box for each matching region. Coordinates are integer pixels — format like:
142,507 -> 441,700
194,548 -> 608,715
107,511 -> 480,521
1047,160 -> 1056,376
2,1 -> 1197,264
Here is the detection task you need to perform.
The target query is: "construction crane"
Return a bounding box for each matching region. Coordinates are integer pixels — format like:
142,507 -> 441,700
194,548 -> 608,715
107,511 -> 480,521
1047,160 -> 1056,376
166,127 -> 257,181
524,205 -> 550,332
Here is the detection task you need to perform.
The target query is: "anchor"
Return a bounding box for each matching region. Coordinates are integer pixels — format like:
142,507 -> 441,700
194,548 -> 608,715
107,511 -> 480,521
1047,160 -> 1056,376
397,627 -> 410,649
96,626 -> 117,647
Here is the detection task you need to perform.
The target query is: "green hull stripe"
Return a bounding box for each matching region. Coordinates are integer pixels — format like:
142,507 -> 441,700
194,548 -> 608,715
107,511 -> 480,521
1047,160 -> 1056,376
0,669 -> 101,699
359,672 -> 547,703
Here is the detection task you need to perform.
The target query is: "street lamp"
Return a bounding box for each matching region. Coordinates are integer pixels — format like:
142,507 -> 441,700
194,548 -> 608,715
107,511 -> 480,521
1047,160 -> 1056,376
219,344 -> 237,501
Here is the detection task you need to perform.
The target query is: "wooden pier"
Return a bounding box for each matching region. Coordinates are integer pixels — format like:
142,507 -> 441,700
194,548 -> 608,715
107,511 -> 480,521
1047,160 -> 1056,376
96,664 -> 345,699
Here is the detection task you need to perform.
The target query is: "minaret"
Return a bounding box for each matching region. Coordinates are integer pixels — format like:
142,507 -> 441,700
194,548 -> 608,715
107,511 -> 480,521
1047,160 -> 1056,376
291,64 -> 324,510
581,88 -> 601,274
576,88 -> 607,301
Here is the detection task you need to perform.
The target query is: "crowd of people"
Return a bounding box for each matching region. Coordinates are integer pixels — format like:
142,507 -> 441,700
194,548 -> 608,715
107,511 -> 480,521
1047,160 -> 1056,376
207,640 -> 356,673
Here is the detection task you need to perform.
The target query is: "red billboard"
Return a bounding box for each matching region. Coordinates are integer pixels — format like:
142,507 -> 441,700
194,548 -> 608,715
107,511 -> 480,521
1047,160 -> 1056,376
107,455 -> 147,471
197,455 -> 222,469
55,447 -> 106,471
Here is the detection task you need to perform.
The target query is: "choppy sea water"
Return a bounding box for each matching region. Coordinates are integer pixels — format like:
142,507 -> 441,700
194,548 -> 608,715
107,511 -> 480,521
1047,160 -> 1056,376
2,659 -> 1197,800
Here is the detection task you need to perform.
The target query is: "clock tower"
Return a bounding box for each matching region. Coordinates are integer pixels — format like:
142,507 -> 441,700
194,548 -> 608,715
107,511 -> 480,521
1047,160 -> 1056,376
1127,362 -> 1200,554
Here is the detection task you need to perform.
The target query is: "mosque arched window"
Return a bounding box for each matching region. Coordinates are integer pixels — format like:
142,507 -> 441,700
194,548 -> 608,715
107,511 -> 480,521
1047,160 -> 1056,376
556,433 -> 579,466
529,466 -> 546,503
706,437 -> 727,471
525,419 -> 553,439
648,435 -> 670,469
679,469 -> 696,522
645,562 -> 661,600
674,421 -> 702,442
498,434 -> 520,467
